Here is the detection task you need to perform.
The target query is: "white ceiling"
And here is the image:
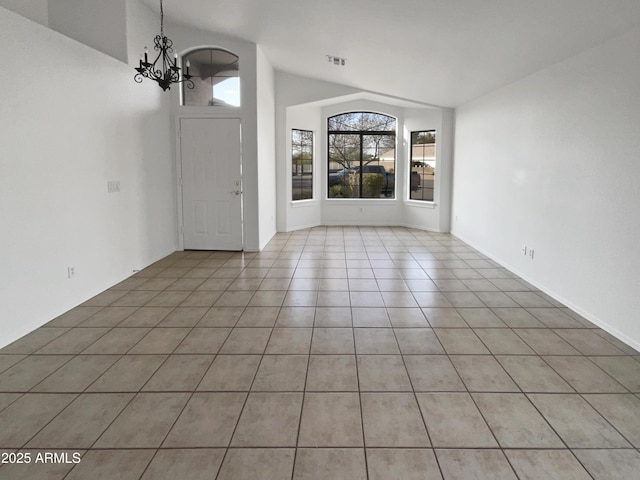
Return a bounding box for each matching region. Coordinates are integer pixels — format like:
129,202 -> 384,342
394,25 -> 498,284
142,0 -> 640,107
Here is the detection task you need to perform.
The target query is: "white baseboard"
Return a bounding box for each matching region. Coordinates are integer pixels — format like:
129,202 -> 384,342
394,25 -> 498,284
402,222 -> 444,234
451,230 -> 640,353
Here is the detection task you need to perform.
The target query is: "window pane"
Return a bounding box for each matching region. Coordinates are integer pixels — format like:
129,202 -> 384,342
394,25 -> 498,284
292,129 -> 313,201
410,130 -> 436,201
328,112 -> 395,132
363,135 -> 395,198
328,134 -> 359,198
213,77 -> 240,107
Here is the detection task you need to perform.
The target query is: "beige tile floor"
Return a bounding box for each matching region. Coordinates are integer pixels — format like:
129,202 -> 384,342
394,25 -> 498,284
0,226 -> 639,479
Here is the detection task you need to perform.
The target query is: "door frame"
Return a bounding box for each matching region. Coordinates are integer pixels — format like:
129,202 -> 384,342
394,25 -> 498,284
175,116 -> 244,251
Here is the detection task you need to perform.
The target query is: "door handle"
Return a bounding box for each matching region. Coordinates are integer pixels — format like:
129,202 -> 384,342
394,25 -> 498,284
231,190 -> 241,196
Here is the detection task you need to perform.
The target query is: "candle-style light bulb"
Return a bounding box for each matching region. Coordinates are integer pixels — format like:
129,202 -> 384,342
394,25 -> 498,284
144,47 -> 149,64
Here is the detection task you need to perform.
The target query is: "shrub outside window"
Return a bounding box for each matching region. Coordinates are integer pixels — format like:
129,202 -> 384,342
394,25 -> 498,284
292,129 -> 313,201
328,112 -> 396,198
409,130 -> 436,202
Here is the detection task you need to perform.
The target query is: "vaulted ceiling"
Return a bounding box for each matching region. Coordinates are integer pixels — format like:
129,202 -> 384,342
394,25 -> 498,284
142,0 -> 640,107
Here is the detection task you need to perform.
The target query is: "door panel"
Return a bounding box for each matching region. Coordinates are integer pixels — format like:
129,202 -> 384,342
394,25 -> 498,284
181,118 -> 242,250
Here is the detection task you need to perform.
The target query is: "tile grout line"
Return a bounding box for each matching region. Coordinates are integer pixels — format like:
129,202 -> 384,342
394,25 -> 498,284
290,243 -> 316,480
1,228 -> 639,478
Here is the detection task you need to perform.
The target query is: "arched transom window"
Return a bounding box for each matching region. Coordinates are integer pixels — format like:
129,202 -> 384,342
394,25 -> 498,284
182,48 -> 240,107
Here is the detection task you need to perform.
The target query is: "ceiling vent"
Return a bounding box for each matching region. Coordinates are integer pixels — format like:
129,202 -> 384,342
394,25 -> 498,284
326,55 -> 346,66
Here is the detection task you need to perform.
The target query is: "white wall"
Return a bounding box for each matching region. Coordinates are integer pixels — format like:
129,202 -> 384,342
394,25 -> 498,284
438,109 -> 455,232
48,0 -> 129,63
403,107 -> 452,232
452,26 -> 640,349
0,7 -> 176,347
0,0 -> 47,26
0,0 -> 156,66
256,46 -> 277,249
283,104 -> 323,231
126,0 -> 163,67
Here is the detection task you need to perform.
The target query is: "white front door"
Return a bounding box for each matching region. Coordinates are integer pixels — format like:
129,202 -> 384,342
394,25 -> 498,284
180,118 -> 243,250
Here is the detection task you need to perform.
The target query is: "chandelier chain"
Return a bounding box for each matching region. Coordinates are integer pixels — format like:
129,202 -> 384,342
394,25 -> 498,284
160,0 -> 164,38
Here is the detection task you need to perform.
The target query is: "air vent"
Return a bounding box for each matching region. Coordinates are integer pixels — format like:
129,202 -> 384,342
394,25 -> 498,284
326,55 -> 346,66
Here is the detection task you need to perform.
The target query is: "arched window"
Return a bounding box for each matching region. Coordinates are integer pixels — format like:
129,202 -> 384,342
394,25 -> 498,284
328,112 -> 396,198
181,48 -> 240,107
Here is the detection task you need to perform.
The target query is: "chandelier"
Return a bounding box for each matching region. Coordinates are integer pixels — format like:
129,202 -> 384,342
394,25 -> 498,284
134,0 -> 194,91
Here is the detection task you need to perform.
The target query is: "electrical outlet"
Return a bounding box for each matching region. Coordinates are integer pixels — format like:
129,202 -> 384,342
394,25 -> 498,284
521,245 -> 527,255
107,180 -> 121,193
67,266 -> 76,279
529,249 -> 535,260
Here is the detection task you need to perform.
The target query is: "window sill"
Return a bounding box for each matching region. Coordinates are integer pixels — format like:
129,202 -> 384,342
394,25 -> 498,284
405,200 -> 436,209
291,199 -> 317,207
325,198 -> 398,205
177,105 -> 241,114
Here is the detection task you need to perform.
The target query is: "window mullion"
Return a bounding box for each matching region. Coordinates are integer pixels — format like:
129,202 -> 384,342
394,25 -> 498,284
359,133 -> 364,198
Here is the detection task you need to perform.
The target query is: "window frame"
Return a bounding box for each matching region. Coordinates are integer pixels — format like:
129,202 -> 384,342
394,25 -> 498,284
408,130 -> 436,204
327,112 -> 397,200
181,47 -> 240,107
291,128 -> 314,202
